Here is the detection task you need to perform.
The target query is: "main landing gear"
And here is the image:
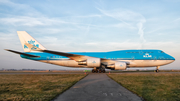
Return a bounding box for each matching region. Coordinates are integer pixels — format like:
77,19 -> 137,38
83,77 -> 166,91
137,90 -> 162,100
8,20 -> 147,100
156,66 -> 160,73
92,67 -> 106,73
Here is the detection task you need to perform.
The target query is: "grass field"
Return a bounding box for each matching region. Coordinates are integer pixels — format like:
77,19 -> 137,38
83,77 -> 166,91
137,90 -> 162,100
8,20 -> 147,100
0,74 -> 86,101
108,73 -> 180,101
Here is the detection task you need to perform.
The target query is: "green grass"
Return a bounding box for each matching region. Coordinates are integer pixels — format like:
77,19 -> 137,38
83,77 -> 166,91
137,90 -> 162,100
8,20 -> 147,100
108,73 -> 180,101
0,74 -> 86,101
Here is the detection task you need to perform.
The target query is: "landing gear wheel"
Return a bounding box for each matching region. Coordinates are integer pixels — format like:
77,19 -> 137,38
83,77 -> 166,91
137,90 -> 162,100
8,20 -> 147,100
96,70 -> 99,73
99,70 -> 102,73
103,70 -> 105,73
92,69 -> 95,73
156,66 -> 160,73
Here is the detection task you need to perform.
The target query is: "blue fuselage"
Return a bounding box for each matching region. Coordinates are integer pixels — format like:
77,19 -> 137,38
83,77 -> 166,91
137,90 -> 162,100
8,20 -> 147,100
21,49 -> 175,61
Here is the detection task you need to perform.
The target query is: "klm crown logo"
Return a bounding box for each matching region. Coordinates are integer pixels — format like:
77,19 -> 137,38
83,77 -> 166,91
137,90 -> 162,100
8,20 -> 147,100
92,61 -> 96,63
143,53 -> 152,58
24,39 -> 39,50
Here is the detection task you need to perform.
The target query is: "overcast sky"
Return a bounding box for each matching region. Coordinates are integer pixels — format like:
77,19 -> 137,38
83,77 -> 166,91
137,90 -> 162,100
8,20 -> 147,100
0,0 -> 179,70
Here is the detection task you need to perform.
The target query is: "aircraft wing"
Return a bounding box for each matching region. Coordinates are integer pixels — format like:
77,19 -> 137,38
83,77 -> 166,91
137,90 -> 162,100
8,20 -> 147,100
22,43 -> 129,65
37,50 -> 129,65
5,49 -> 40,57
22,43 -> 95,62
38,50 -> 92,61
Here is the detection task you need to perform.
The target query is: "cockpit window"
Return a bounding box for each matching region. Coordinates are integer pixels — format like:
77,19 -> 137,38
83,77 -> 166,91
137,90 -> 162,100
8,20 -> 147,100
161,51 -> 164,53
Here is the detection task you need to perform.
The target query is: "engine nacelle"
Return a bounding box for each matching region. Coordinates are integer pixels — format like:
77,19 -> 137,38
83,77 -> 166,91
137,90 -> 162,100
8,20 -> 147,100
107,62 -> 127,70
78,58 -> 101,67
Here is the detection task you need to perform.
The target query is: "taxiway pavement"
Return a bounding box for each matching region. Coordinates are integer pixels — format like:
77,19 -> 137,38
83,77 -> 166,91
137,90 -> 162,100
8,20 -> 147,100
1,72 -> 179,75
0,72 -> 85,75
53,73 -> 142,101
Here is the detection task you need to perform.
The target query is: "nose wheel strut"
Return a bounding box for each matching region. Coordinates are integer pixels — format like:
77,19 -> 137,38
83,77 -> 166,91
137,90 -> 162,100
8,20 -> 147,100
156,66 -> 160,73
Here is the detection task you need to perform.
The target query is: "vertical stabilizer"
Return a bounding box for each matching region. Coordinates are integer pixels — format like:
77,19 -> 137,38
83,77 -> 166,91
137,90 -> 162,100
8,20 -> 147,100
17,31 -> 46,52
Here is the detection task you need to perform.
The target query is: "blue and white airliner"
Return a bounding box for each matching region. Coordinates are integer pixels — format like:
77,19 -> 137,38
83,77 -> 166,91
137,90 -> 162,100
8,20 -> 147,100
5,31 -> 175,73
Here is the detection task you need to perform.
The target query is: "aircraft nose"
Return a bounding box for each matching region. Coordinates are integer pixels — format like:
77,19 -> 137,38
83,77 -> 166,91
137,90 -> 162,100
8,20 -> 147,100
172,56 -> 175,61
167,54 -> 175,62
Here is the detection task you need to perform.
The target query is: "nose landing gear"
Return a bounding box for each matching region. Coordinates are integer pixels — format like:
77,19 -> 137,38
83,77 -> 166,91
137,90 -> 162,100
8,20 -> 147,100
156,66 -> 160,73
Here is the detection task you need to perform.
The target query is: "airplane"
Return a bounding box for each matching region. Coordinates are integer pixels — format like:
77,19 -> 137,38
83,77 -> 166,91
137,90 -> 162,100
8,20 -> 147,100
5,31 -> 175,73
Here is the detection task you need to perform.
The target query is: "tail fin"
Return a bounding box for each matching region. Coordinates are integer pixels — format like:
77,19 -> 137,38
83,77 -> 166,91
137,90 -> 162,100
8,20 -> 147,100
17,31 -> 46,52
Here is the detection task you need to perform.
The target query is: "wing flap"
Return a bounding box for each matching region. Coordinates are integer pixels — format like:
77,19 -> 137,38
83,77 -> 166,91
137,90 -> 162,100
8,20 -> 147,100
40,50 -> 77,56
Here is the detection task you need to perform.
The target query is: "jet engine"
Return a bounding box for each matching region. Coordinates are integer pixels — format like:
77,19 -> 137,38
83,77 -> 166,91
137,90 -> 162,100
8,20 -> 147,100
107,62 -> 127,70
78,58 -> 101,67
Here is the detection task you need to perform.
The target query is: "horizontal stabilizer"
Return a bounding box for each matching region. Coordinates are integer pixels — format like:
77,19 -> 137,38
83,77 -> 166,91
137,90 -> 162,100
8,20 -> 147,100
5,49 -> 40,57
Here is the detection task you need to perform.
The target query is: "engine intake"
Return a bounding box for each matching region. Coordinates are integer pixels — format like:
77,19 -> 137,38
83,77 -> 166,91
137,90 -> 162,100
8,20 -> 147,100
107,62 -> 127,70
78,58 -> 101,67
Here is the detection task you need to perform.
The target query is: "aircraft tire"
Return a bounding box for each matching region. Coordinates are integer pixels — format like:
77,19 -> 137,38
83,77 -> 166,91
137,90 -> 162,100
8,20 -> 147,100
92,69 -> 95,73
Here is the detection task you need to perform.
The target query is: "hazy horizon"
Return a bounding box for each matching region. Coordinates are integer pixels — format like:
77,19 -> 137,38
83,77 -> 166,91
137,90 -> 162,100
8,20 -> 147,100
0,0 -> 179,70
